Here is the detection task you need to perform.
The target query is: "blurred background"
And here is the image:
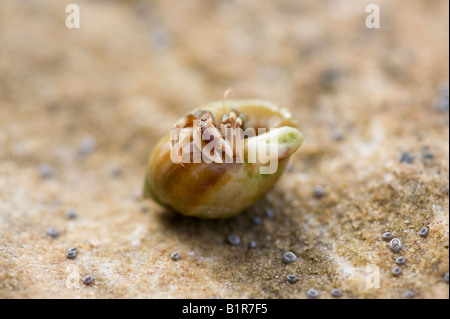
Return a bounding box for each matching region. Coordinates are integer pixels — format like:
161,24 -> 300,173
0,0 -> 448,299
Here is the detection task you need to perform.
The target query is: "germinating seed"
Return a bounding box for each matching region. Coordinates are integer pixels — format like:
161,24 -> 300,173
82,275 -> 94,285
282,252 -> 297,263
47,227 -> 58,238
392,266 -> 402,276
396,256 -> 406,265
227,235 -> 240,246
170,251 -> 180,261
382,232 -> 394,241
389,238 -> 403,253
307,289 -> 319,298
286,274 -> 297,284
419,227 -> 429,237
330,288 -> 342,298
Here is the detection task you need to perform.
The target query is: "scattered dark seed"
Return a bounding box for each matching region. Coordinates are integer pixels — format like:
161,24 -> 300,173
66,209 -> 77,219
404,290 -> 415,298
248,241 -> 257,249
332,132 -> 343,141
400,152 -> 415,164
396,256 -> 406,265
330,288 -> 342,298
39,164 -> 53,179
66,247 -> 78,259
282,252 -> 297,263
444,272 -> 449,283
320,68 -> 340,90
47,227 -> 58,238
307,288 -> 319,298
436,85 -> 449,112
227,235 -> 240,246
82,275 -> 94,285
170,251 -> 180,261
382,232 -> 394,241
110,167 -> 122,177
264,208 -> 274,219
389,238 -> 403,253
313,186 -> 324,198
286,274 -> 297,284
423,152 -> 434,160
150,28 -> 171,52
140,205 -> 148,213
419,227 -> 429,237
392,266 -> 402,276
78,136 -> 97,156
251,216 -> 262,226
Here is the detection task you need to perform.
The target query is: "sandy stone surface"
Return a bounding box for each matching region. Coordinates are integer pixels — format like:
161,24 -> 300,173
0,0 -> 448,299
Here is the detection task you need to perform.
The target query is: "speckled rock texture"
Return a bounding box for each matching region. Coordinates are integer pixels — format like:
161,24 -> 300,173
0,0 -> 448,299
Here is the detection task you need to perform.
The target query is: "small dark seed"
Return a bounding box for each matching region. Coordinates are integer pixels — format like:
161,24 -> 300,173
140,205 -> 148,213
423,152 -> 434,160
382,232 -> 394,241
82,275 -> 94,285
286,274 -> 297,284
313,186 -> 324,198
419,227 -> 429,237
444,272 -> 449,283
264,208 -> 275,219
170,251 -> 180,261
110,167 -> 122,177
392,266 -> 402,276
251,216 -> 262,226
248,241 -> 257,249
282,252 -> 297,263
66,209 -> 77,219
307,288 -> 319,298
47,227 -> 58,238
78,136 -> 97,156
400,152 -> 415,164
332,132 -> 343,141
67,251 -> 77,259
396,256 -> 406,265
404,290 -> 415,298
227,235 -> 240,246
66,247 -> 78,259
39,164 -> 53,179
389,238 -> 403,253
330,288 -> 342,298
436,85 -> 449,112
